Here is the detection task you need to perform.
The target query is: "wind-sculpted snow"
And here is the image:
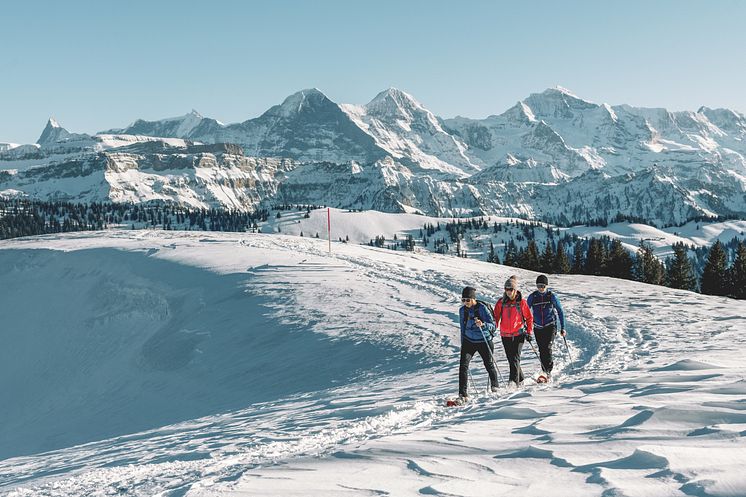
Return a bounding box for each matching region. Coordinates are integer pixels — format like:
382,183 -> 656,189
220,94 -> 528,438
0,232 -> 745,496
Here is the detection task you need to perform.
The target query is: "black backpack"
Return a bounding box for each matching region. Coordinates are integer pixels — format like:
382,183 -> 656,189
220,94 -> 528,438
463,300 -> 496,337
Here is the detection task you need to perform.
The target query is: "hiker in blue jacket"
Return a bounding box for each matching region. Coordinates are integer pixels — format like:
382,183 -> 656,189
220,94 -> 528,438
526,275 -> 566,379
457,286 -> 499,402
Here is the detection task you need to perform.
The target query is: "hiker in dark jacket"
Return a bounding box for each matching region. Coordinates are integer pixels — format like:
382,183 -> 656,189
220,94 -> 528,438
457,286 -> 498,402
494,278 -> 533,386
526,274 -> 566,379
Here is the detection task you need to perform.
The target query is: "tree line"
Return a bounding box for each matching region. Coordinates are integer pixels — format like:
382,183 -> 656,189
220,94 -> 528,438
0,199 -> 270,239
494,234 -> 745,300
420,218 -> 746,300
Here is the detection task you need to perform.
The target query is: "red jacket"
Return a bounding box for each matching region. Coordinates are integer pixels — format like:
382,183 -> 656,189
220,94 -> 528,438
494,292 -> 534,337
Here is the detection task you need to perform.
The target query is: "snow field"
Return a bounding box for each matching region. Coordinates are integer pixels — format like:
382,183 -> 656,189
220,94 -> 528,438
0,231 -> 744,496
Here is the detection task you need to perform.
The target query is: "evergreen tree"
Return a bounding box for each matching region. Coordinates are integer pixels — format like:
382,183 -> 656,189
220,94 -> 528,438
540,241 -> 555,273
727,241 -> 746,299
553,242 -> 571,274
666,243 -> 697,291
503,239 -> 518,267
635,240 -> 665,285
585,238 -> 607,276
607,239 -> 634,280
700,240 -> 728,296
571,241 -> 584,274
488,240 -> 496,263
524,240 -> 540,271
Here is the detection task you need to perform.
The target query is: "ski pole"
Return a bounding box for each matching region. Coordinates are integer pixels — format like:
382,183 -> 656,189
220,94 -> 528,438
562,335 -> 575,373
477,326 -> 504,388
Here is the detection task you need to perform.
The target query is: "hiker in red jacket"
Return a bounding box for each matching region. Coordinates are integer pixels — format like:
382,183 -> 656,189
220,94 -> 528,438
494,278 -> 534,386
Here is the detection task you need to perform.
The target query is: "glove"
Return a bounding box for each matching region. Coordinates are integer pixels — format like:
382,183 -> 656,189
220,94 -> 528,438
561,329 -> 567,337
525,333 -> 533,343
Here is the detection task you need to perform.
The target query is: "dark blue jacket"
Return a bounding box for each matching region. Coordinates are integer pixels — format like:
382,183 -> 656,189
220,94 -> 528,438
459,301 -> 496,343
527,290 -> 565,329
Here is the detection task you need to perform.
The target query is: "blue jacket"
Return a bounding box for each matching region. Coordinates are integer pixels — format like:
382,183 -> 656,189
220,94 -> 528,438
459,301 -> 496,343
527,290 -> 565,329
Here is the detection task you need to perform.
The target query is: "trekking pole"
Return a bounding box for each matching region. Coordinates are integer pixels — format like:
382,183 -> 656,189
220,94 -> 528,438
477,326 -> 504,388
562,335 -> 575,373
526,336 -> 545,375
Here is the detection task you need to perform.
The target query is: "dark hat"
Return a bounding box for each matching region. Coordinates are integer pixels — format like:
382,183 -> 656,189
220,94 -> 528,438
504,278 -> 516,290
461,286 -> 477,299
536,274 -> 549,286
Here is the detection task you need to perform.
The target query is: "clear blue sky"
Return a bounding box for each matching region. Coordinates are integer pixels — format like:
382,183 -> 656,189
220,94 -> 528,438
2,0 -> 745,144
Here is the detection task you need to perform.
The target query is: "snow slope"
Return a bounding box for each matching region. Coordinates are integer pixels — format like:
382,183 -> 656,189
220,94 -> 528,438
0,231 -> 745,497
270,208 -> 746,257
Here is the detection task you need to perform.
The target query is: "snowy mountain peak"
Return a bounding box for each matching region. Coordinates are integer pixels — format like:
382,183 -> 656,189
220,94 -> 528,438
524,87 -> 599,119
697,106 -> 746,134
364,87 -> 428,120
270,88 -> 332,117
367,87 -> 420,108
37,117 -> 71,145
552,85 -> 581,98
352,88 -> 479,175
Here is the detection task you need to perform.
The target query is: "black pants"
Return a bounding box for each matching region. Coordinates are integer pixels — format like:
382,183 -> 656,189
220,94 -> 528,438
459,338 -> 498,397
501,335 -> 525,384
535,324 -> 556,374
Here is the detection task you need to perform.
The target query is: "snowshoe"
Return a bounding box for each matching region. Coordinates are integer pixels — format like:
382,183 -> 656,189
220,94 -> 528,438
445,396 -> 468,407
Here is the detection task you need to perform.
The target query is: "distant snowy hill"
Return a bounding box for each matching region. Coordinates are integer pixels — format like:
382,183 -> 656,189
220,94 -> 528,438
1,231 -> 745,496
268,208 -> 746,261
3,87 -> 746,225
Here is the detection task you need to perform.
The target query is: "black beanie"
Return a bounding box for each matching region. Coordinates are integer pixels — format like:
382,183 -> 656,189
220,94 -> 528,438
536,274 -> 549,285
461,286 -> 477,299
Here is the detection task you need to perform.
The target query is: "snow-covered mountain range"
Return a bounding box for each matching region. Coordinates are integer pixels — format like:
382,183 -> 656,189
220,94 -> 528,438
3,87 -> 746,226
